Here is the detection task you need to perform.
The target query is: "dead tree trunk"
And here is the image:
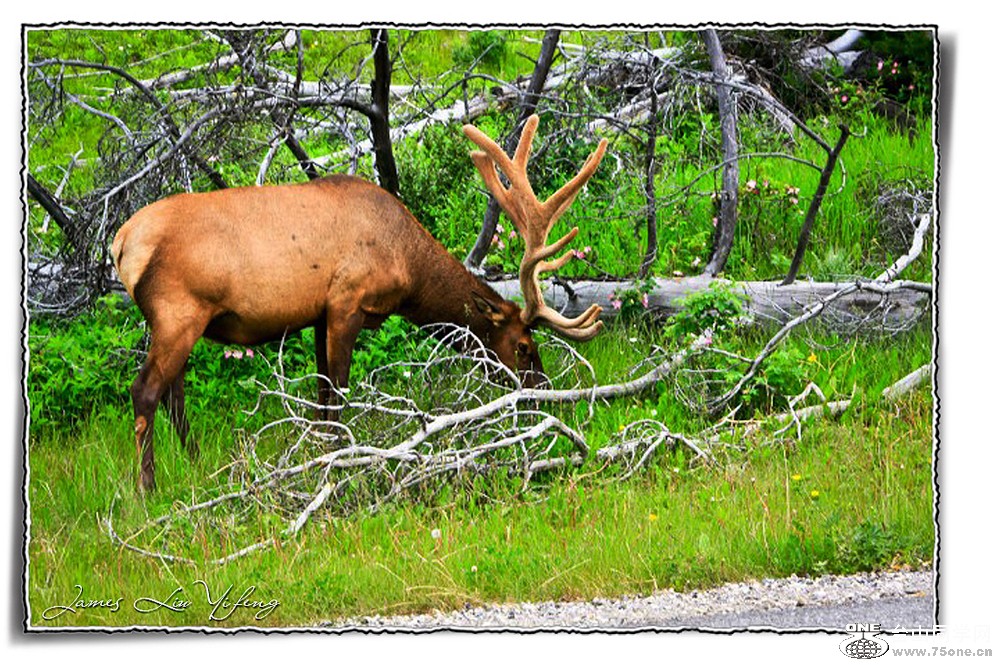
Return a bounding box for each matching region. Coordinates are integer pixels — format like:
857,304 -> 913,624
781,124 -> 851,285
700,29 -> 739,277
639,37 -> 660,278
368,29 -> 400,196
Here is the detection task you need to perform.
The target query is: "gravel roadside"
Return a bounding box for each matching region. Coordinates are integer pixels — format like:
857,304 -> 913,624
321,569 -> 934,631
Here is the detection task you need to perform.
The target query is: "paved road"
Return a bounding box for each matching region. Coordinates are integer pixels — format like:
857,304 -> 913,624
327,570 -> 936,631
640,594 -> 935,630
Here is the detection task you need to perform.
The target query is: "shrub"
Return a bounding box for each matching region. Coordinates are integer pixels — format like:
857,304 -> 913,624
666,281 -> 750,339
27,295 -> 146,431
452,31 -> 509,72
396,123 -> 481,249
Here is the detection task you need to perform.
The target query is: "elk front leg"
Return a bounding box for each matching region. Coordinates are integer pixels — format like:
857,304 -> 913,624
323,306 -> 365,421
314,320 -> 331,419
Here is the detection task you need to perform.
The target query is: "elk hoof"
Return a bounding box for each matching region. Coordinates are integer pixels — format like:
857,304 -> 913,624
138,471 -> 156,493
183,438 -> 200,459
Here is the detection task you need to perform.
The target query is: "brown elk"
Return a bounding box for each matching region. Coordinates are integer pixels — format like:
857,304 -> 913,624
112,114 -> 607,491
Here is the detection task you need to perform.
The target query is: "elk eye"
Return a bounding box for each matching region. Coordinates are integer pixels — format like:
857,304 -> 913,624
517,341 -> 530,356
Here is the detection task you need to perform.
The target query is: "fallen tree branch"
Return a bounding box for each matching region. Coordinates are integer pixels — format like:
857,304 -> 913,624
800,29 -> 866,73
708,213 -> 931,412
881,363 -> 932,401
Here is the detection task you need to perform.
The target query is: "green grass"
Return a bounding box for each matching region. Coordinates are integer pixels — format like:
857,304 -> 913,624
27,397 -> 933,627
26,321 -> 934,628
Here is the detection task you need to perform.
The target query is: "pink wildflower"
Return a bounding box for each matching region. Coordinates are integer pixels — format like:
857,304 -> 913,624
611,298 -> 622,310
232,350 -> 243,360
641,294 -> 649,308
246,348 -> 254,359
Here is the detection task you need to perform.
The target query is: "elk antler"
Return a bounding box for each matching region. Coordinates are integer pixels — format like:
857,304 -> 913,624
463,115 -> 608,342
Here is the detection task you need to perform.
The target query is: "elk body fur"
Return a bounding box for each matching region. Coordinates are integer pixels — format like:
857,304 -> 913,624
114,115 -> 605,491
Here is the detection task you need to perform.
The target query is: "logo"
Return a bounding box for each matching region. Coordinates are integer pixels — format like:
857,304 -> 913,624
840,623 -> 890,659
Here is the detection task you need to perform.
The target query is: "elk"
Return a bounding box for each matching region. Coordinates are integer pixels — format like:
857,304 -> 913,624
112,114 -> 607,491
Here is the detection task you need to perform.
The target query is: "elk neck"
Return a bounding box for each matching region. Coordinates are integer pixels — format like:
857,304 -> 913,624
397,232 -> 511,344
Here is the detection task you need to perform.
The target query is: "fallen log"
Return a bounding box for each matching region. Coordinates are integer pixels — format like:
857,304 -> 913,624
488,275 -> 930,330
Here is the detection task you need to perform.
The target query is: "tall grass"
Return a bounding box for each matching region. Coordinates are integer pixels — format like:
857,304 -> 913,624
27,385 -> 933,627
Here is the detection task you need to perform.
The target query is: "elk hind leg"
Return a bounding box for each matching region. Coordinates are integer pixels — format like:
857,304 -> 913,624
131,314 -> 207,491
161,372 -> 197,458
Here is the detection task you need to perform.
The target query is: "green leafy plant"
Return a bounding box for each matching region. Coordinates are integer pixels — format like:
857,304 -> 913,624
738,346 -> 809,412
28,295 -> 147,430
838,518 -> 897,570
608,277 -> 657,322
735,176 -> 808,277
859,31 -> 934,115
666,281 -> 749,338
397,123 -> 478,244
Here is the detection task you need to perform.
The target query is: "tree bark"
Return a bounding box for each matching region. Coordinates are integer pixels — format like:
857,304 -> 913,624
368,28 -> 401,196
465,29 -> 561,268
700,29 -> 739,277
27,174 -> 83,253
640,46 -> 659,278
781,124 -> 851,285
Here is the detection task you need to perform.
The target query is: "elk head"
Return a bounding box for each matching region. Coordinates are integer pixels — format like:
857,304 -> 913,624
463,114 -> 608,385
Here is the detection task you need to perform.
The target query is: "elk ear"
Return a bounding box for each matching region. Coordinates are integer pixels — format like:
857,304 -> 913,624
471,293 -> 507,327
